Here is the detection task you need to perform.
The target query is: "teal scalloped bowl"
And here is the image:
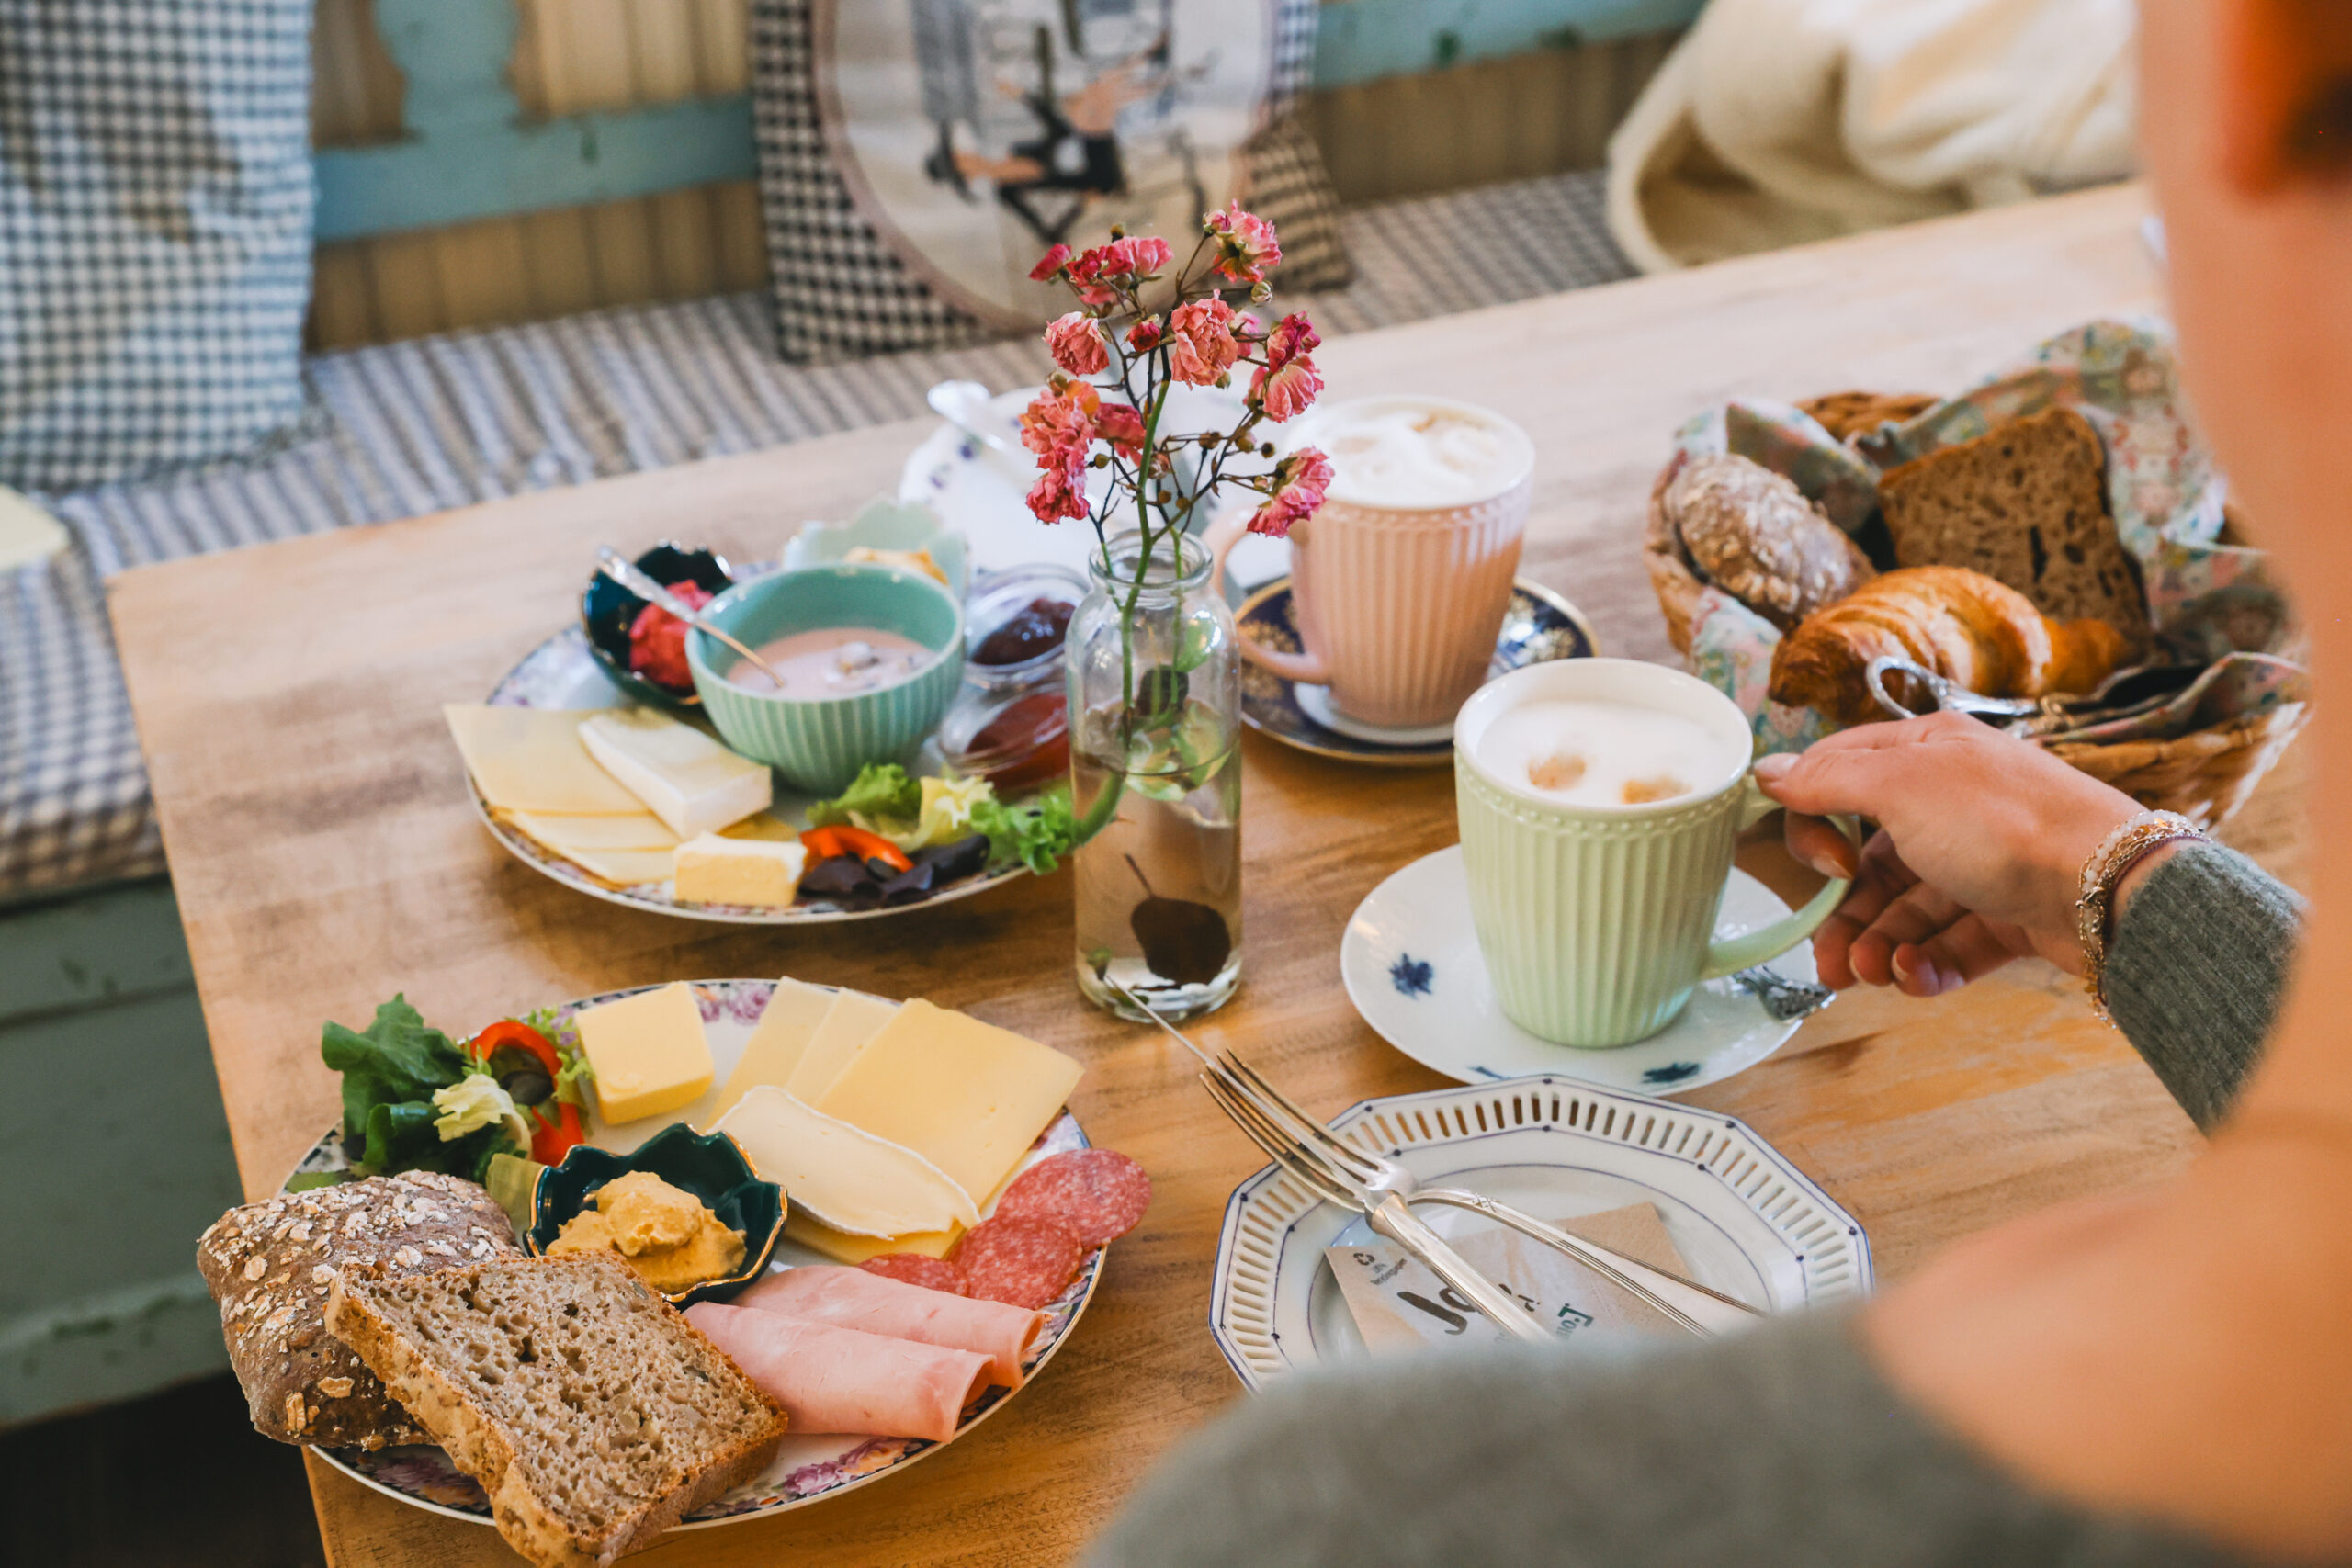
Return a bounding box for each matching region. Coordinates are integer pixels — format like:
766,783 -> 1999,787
526,1122 -> 783,1308
687,562 -> 966,795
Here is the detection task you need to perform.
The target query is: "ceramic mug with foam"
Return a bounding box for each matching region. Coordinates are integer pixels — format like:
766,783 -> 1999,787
1453,658 -> 1858,1049
1206,396 -> 1534,730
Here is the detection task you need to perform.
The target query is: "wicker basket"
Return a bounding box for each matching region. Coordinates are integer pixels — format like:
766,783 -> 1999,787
1646,392 -> 2308,828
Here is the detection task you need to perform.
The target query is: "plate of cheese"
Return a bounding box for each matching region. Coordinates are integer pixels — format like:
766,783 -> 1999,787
446,624 -> 1039,923
231,976 -> 1134,1556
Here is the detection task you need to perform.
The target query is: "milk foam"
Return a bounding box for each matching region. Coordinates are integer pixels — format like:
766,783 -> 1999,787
1475,699 -> 1733,809
1296,400 -> 1532,508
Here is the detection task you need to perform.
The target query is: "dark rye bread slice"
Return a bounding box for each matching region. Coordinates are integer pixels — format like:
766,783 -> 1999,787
327,1254 -> 787,1568
1879,406 -> 2152,658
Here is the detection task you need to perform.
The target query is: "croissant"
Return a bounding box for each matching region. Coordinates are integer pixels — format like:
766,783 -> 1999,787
1769,566 -> 2128,728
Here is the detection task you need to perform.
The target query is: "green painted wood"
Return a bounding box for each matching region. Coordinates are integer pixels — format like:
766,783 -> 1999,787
310,0 -> 1694,242
0,886 -> 241,1425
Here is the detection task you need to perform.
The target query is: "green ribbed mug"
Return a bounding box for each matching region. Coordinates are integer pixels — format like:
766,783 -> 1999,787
1453,659 -> 1855,1049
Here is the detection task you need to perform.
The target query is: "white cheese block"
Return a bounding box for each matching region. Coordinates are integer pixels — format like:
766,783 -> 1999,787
446,705 -> 645,815
673,834 -> 807,907
578,708 -> 771,839
784,990 -> 899,1104
814,999 -> 1083,1207
716,1087 -> 978,1237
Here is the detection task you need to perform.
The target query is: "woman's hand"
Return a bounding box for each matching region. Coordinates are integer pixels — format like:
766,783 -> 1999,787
1752,713 -> 2141,997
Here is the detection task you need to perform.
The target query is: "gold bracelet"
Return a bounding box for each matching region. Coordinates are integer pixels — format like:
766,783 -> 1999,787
2075,809 -> 2206,1022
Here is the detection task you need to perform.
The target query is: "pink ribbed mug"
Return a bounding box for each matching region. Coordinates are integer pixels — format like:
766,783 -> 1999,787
1206,396 -> 1533,730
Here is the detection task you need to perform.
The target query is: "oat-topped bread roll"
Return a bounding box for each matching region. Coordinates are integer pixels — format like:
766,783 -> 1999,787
198,1171 -> 521,1448
1770,566 -> 2129,728
1663,454 -> 1876,630
1878,406 -> 2154,658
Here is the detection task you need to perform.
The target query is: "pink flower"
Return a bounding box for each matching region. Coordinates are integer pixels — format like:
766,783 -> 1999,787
1019,378 -> 1101,465
1126,317 -> 1164,354
1095,400 -> 1147,461
1029,244 -> 1073,281
1167,298 -> 1240,387
1249,447 -> 1331,538
1249,311 -> 1321,421
1262,311 -> 1318,370
1068,235 -> 1172,306
1204,203 -> 1282,284
1044,311 -> 1109,377
1025,460 -> 1090,524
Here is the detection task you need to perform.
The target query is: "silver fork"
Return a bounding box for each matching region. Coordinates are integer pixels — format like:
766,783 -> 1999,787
1115,984 -> 1763,1338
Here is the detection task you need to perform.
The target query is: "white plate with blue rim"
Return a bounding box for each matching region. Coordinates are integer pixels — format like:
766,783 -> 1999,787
1207,1074 -> 1871,1387
1340,846 -> 1833,1095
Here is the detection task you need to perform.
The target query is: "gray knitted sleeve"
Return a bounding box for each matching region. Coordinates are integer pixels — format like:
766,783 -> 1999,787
2103,840 -> 2301,1130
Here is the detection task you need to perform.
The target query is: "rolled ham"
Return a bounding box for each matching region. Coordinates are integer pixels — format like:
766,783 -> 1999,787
737,1265 -> 1046,1389
685,1302 -> 989,1443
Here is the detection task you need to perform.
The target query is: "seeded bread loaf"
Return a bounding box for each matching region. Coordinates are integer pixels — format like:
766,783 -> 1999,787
197,1171 -> 522,1448
1878,406 -> 2153,658
326,1253 -> 788,1568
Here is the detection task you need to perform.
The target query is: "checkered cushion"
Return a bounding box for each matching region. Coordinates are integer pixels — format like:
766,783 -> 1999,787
3,170 -> 1633,899
750,0 -> 1351,363
0,1 -> 314,491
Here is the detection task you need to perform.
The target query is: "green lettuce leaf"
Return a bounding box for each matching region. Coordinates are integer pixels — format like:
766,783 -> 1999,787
806,763 -> 922,829
321,994 -> 471,1148
970,783 -> 1080,876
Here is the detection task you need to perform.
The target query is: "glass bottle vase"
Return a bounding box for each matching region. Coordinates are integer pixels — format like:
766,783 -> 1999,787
1066,529 -> 1243,1021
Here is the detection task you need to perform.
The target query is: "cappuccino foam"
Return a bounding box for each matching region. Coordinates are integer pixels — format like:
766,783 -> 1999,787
1299,400 -> 1531,508
1476,699 -> 1732,809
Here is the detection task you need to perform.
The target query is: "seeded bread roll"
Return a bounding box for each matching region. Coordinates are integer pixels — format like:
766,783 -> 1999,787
197,1171 -> 522,1449
1664,454 -> 1876,630
327,1254 -> 788,1568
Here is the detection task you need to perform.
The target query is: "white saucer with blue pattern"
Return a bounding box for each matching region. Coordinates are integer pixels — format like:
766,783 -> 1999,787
1341,846 -> 1833,1095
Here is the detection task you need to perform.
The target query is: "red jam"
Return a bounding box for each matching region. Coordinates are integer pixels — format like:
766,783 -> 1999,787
626,581 -> 714,689
964,692 -> 1070,790
971,597 -> 1074,667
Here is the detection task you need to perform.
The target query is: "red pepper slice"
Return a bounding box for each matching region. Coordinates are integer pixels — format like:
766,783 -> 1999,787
800,826 -> 848,861
828,825 -> 914,873
467,1020 -> 561,1078
528,1101 -> 585,1165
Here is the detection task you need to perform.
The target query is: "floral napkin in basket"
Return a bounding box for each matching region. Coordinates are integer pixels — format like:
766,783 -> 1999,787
1668,318 -> 2304,755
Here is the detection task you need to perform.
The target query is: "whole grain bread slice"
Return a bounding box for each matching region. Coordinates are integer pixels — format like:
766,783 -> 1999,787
327,1253 -> 786,1568
1878,406 -> 2152,658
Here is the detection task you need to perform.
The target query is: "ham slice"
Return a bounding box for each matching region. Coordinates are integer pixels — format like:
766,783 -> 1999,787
685,1302 -> 989,1442
737,1265 -> 1046,1389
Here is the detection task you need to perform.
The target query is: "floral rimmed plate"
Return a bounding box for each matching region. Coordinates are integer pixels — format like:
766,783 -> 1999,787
1237,579 -> 1600,767
473,620 -> 1031,925
1207,1075 -> 1870,1388
285,978 -> 1103,1529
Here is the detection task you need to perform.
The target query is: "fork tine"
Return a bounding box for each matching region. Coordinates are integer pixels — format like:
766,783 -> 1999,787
1200,1073 -> 1361,1211
1217,1049 -> 1384,1179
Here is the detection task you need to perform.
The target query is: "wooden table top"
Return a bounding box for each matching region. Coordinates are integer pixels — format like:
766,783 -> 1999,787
111,182 -> 2304,1568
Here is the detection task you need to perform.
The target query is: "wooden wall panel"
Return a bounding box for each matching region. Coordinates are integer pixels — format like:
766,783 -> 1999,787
312,0 -> 406,147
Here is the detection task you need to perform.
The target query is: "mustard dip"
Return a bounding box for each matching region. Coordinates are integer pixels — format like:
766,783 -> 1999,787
548,1169 -> 745,1292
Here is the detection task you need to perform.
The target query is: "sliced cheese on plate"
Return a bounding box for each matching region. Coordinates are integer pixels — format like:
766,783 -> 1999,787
814,999 -> 1083,1207
786,1210 -> 958,1264
503,809 -> 680,852
573,981 -> 715,1125
716,1086 -> 978,1238
673,834 -> 806,906
554,846 -> 684,888
578,709 -> 771,839
785,990 -> 899,1104
712,977 -> 837,1113
445,705 -> 644,816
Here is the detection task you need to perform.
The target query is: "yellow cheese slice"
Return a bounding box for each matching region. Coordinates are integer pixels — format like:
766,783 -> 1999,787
784,990 -> 899,1103
444,705 -> 644,816
504,809 -> 679,852
785,1210 -> 959,1263
574,981 -> 714,1125
715,1087 -> 978,1237
548,845 -> 678,888
814,999 -> 1083,1206
708,978 -> 836,1117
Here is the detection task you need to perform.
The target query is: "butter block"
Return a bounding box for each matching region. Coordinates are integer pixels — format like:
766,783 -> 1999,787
578,708 -> 771,839
784,990 -> 898,1104
715,1087 -> 978,1237
673,834 -> 807,907
573,981 -> 715,1125
710,978 -> 837,1115
813,999 -> 1083,1206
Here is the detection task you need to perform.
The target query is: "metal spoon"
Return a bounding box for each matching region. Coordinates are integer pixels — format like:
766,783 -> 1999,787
594,547 -> 786,688
1866,656 -> 2200,735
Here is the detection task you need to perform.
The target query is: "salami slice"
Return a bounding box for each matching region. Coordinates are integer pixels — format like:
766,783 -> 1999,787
950,1217 -> 1084,1310
992,1148 -> 1151,1247
858,1254 -> 968,1296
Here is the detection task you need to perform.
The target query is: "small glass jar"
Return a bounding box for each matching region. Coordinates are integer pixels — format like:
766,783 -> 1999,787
938,566 -> 1087,792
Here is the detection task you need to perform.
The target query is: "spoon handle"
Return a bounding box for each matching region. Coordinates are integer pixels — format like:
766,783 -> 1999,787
596,548 -> 785,686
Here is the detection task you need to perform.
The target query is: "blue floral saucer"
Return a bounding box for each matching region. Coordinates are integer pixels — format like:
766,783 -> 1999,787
1236,578 -> 1598,767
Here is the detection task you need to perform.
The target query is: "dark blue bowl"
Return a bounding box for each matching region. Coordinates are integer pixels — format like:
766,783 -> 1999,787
526,1122 -> 782,1306
581,543 -> 736,713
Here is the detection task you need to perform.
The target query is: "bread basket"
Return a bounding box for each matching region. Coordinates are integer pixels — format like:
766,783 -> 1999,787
1647,324 -> 2306,829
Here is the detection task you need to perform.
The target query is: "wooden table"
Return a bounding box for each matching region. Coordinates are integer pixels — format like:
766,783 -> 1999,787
112,183 -> 2303,1568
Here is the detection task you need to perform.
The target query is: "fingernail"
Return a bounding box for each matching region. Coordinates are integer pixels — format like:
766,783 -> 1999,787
1890,948 -> 1915,983
1753,753 -> 1794,785
1803,848 -> 1849,880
